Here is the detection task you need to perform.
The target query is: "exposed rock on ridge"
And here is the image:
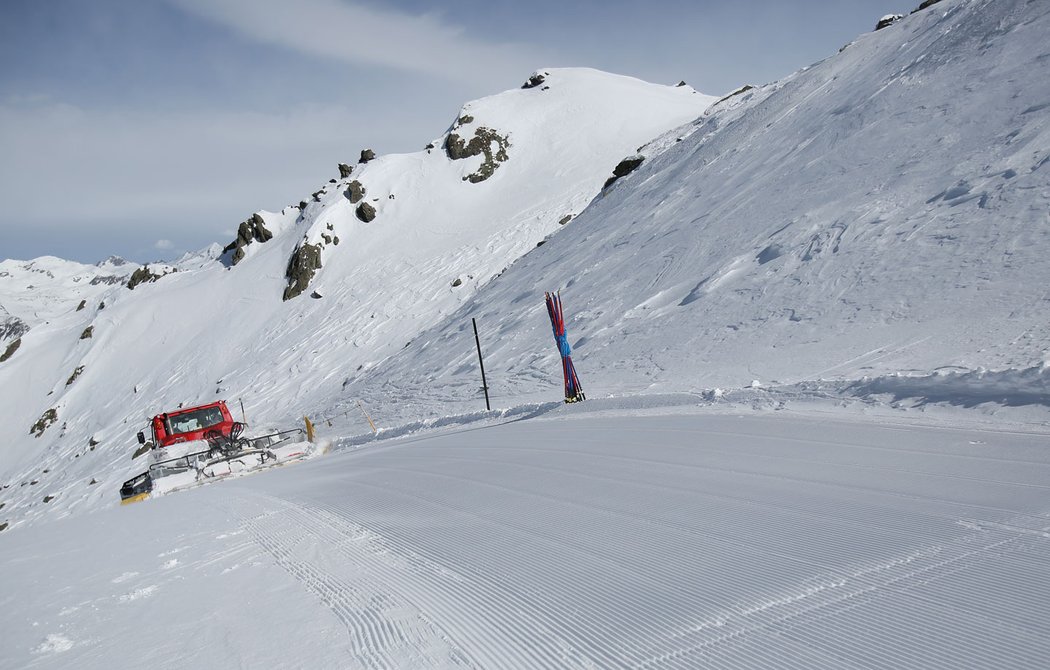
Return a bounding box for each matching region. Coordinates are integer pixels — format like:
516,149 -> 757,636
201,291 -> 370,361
223,213 -> 274,266
283,243 -> 323,301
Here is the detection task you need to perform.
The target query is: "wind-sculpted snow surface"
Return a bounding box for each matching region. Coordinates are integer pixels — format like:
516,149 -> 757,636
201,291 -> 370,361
3,410 -> 1049,668
342,0 -> 1050,424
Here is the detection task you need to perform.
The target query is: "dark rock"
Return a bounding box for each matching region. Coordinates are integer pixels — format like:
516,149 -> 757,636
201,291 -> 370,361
321,234 -> 332,245
536,240 -> 546,247
0,316 -> 29,341
299,200 -> 308,210
282,243 -> 323,301
223,214 -> 274,266
43,495 -> 55,503
127,265 -> 164,290
444,126 -> 511,183
356,202 -> 377,223
333,236 -> 340,245
30,408 -> 58,437
0,337 -> 20,363
0,523 -> 6,532
132,443 -> 151,460
559,214 -> 573,225
676,80 -> 687,87
338,163 -> 353,179
76,299 -> 87,311
312,190 -> 323,202
328,179 -> 337,184
66,365 -> 84,386
451,278 -> 462,288
89,437 -> 99,447
99,301 -> 105,310
603,155 -> 645,190
714,85 -> 756,107
343,180 -> 366,203
458,114 -> 474,125
310,291 -> 323,299
80,326 -> 94,340
89,275 -> 124,286
912,0 -> 942,12
360,148 -> 376,163
89,479 -> 98,485
876,14 -> 903,30
522,73 -> 547,89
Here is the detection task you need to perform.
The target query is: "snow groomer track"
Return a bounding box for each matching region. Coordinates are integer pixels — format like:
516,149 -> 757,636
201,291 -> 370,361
14,409 -> 1046,669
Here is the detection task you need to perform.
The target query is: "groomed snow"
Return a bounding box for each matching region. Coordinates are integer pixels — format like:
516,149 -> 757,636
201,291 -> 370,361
2,1 -> 1050,666
3,404 -> 1049,668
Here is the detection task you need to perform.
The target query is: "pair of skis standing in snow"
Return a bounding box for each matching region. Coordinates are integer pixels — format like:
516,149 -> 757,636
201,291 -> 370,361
545,291 -> 585,403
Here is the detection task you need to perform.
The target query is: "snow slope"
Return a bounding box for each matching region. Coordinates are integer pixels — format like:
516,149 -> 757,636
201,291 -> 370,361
342,0 -> 1050,424
4,407 -> 1050,668
0,69 -> 713,530
3,1 -> 1050,666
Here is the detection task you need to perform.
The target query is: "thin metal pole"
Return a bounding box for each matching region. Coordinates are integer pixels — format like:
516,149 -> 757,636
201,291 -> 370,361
472,317 -> 490,411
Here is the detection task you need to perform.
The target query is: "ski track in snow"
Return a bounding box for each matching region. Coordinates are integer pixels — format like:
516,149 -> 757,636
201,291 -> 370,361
2,410 -> 1050,668
211,414 -> 1050,668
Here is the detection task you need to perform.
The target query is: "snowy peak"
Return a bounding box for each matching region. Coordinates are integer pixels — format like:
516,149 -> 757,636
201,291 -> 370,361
337,0 -> 1050,421
224,68 -> 714,301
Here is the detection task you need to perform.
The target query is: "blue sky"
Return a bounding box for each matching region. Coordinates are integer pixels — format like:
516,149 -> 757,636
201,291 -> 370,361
0,0 -> 893,263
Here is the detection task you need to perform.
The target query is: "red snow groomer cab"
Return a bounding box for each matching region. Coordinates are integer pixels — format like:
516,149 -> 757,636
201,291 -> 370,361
121,399 -> 307,502
143,400 -> 237,448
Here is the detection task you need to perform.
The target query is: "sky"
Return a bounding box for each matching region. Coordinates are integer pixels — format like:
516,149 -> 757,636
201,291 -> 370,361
0,0 -> 896,264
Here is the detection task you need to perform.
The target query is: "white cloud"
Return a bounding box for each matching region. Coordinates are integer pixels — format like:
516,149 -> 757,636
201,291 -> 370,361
166,0 -> 549,87
154,239 -> 174,250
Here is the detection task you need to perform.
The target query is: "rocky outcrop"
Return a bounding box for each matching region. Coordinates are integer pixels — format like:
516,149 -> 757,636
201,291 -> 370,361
356,202 -> 377,223
30,408 -> 58,437
126,266 -> 165,290
338,163 -> 353,179
0,337 -> 19,363
344,180 -> 366,203
913,0 -> 942,12
76,299 -> 86,311
876,14 -> 904,29
66,365 -> 84,386
360,149 -> 376,163
0,316 -> 28,342
445,126 -> 511,183
713,85 -> 756,107
89,275 -> 125,286
79,326 -> 94,340
282,242 -> 323,301
603,155 -> 645,190
223,213 -> 274,266
522,72 -> 547,89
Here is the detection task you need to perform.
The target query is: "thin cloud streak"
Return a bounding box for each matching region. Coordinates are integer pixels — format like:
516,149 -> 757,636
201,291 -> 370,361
166,0 -> 550,88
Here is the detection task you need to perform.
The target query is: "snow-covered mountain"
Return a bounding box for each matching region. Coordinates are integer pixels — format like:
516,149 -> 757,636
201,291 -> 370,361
0,69 -> 713,529
344,0 -> 1050,422
5,2 -> 1050,667
2,0 -> 1050,536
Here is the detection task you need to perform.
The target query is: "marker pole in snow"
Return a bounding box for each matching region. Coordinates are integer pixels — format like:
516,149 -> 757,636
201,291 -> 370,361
545,291 -> 585,403
472,317 -> 491,411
